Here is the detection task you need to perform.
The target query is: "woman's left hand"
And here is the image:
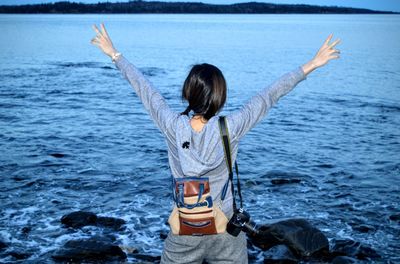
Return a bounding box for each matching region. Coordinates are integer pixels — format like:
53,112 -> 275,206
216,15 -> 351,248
90,23 -> 118,58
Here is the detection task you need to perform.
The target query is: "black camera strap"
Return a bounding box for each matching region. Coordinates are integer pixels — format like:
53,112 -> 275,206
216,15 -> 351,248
218,116 -> 243,210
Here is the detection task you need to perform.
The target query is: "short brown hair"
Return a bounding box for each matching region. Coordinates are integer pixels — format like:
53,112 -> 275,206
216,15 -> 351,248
181,63 -> 227,120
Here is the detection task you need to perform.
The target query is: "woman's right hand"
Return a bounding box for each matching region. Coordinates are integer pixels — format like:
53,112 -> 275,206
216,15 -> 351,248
302,33 -> 341,75
90,22 -> 118,58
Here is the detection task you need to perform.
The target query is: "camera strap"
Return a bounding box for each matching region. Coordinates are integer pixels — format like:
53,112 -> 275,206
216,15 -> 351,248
218,116 -> 243,211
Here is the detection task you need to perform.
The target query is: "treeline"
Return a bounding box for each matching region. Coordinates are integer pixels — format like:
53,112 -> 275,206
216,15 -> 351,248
0,0 -> 396,14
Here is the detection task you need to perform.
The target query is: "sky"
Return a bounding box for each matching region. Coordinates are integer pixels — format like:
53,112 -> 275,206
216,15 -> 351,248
0,0 -> 399,13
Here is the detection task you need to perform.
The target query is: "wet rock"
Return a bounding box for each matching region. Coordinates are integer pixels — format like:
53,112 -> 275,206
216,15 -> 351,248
248,225 -> 280,250
0,240 -> 8,251
262,244 -> 299,263
50,153 -> 65,158
331,239 -> 380,260
263,170 -> 308,182
160,230 -> 168,240
248,219 -> 329,258
351,224 -> 376,233
96,216 -> 126,231
332,256 -> 357,264
51,237 -> 126,262
271,178 -> 301,185
132,253 -> 161,262
389,213 -> 400,222
21,226 -> 31,234
9,251 -> 32,260
61,211 -> 97,228
120,245 -> 139,254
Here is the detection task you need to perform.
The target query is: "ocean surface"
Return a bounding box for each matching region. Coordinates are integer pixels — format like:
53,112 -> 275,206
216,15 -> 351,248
0,14 -> 399,263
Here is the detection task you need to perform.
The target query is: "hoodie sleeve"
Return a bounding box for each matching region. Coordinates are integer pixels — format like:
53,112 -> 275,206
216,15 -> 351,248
113,54 -> 178,141
227,66 -> 307,141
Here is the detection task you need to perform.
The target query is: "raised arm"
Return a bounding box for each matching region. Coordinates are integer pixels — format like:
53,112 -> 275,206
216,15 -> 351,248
227,34 -> 341,141
90,23 -> 177,139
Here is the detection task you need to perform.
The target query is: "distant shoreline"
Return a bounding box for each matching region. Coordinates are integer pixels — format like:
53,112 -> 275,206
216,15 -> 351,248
0,1 -> 398,14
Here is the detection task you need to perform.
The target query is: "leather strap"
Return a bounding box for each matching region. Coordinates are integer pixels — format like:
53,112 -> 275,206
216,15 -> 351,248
218,116 -> 243,210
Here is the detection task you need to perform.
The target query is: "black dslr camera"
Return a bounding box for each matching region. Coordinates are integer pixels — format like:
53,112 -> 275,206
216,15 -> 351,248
226,208 -> 259,236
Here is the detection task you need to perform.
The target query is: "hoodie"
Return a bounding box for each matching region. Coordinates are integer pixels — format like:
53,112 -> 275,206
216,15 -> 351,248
114,54 -> 307,219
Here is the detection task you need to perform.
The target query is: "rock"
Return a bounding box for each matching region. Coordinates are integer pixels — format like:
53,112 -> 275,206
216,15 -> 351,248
50,153 -> 65,158
61,211 -> 97,228
389,213 -> 400,222
331,239 -> 380,260
96,216 -> 126,231
0,240 -> 8,251
9,251 -> 32,260
21,226 -> 31,234
248,219 -> 329,258
61,211 -> 126,230
262,244 -> 299,263
119,245 -> 139,254
132,253 -> 161,262
332,256 -> 357,264
271,179 -> 301,185
248,224 -> 280,250
51,237 -> 126,262
160,231 -> 168,240
351,224 -> 376,233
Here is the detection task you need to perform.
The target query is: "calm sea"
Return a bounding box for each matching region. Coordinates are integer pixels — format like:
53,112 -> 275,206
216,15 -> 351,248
0,14 -> 399,262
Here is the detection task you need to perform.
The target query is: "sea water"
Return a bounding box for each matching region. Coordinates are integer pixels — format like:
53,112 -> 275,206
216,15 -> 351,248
0,14 -> 399,262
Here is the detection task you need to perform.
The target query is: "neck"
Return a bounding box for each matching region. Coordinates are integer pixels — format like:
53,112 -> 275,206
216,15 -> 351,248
192,114 -> 207,121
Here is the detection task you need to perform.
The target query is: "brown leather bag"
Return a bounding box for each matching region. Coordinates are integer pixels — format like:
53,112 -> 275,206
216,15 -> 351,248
168,116 -> 235,236
168,177 -> 229,236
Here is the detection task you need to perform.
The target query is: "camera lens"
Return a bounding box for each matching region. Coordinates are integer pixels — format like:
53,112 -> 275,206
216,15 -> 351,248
243,220 -> 259,235
226,208 -> 259,236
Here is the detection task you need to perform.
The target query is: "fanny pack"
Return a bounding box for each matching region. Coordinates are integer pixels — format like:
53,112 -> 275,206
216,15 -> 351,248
168,176 -> 229,235
167,116 -> 237,236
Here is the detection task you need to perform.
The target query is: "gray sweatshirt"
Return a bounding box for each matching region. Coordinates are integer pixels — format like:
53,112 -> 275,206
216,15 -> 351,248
114,55 -> 307,219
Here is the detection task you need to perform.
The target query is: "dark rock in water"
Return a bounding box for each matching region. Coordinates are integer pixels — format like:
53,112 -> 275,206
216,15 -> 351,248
9,251 -> 32,260
61,211 -> 97,228
120,245 -> 139,254
61,211 -> 127,230
160,230 -> 168,240
350,224 -> 376,233
331,239 -> 380,260
248,225 -> 280,250
332,256 -> 357,264
52,237 -> 126,262
50,153 -> 65,158
249,219 -> 329,258
262,170 -> 308,183
0,240 -> 8,251
262,244 -> 299,263
271,178 -> 301,185
132,253 -> 161,262
389,213 -> 400,222
96,216 -> 126,231
21,226 -> 31,234
91,234 -> 117,243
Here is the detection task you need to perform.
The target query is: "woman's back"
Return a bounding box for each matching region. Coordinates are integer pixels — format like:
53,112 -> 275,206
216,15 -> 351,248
91,23 -> 340,263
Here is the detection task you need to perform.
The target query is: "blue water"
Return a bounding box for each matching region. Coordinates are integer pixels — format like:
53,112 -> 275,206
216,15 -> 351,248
0,14 -> 399,262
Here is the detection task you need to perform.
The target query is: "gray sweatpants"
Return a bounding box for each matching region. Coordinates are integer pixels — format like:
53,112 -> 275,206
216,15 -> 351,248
161,231 -> 248,264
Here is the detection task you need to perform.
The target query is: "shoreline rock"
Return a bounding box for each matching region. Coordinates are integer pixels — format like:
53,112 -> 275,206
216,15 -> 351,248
61,210 -> 126,231
52,236 -> 127,262
54,211 -> 381,263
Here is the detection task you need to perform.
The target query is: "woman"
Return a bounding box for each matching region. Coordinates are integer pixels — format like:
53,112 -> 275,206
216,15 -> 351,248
91,23 -> 340,264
